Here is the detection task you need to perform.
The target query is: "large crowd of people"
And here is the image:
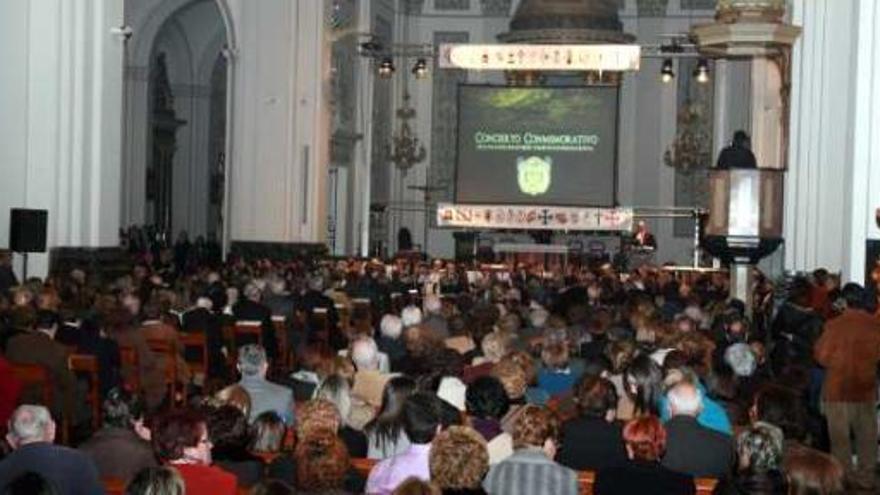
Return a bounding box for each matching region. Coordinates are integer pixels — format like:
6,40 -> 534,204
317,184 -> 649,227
0,237 -> 875,494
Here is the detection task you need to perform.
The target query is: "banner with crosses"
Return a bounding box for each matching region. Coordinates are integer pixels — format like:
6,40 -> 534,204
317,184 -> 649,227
436,203 -> 634,232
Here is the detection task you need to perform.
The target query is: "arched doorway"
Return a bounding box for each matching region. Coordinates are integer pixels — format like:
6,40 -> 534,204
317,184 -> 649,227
123,0 -> 232,246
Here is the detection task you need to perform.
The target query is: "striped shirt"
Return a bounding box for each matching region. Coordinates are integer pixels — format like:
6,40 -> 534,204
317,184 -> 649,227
483,447 -> 578,495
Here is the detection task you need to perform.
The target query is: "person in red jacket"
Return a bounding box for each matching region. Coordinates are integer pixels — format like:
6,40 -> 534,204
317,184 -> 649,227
0,355 -> 23,426
151,409 -> 237,495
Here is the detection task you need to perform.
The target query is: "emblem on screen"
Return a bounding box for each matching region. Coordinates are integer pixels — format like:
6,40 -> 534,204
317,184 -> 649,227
517,156 -> 552,196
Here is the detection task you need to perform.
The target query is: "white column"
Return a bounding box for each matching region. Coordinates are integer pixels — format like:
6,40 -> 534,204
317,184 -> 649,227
0,0 -> 124,278
226,0 -> 332,244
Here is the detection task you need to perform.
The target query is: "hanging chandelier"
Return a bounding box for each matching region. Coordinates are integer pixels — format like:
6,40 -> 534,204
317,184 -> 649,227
388,91 -> 426,175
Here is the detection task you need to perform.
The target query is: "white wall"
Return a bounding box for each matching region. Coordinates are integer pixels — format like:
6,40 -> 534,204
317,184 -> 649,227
0,0 -> 125,277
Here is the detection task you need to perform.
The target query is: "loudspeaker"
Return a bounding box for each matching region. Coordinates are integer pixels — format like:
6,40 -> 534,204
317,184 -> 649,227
9,208 -> 48,253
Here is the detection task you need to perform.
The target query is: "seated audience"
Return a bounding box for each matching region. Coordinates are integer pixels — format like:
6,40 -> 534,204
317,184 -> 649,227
378,314 -> 407,370
2,471 -> 58,495
78,388 -> 157,483
465,376 -> 513,464
0,405 -> 103,495
366,376 -> 417,459
367,393 -> 440,494
315,375 -> 371,452
556,375 -> 626,471
660,368 -> 733,435
204,405 -> 263,487
482,405 -> 578,495
294,429 -> 352,494
351,336 -> 393,408
661,382 -> 733,479
236,344 -> 294,423
429,426 -> 489,495
5,311 -> 78,422
125,466 -> 184,495
594,416 -> 694,495
151,409 -> 237,495
535,336 -> 580,399
211,383 -> 252,417
716,424 -> 787,495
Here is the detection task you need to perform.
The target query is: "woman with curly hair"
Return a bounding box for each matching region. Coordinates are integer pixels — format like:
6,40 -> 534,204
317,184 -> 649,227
430,426 -> 489,495
294,429 -> 352,494
715,424 -> 787,495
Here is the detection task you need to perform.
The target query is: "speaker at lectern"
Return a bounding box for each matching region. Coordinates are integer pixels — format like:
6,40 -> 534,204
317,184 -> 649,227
702,169 -> 784,264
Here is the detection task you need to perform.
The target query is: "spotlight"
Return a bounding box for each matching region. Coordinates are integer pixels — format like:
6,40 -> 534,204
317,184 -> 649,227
412,58 -> 428,79
694,59 -> 710,84
378,58 -> 395,78
660,58 -> 675,83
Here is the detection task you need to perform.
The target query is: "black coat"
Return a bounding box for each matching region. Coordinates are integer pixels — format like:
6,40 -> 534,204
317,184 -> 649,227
556,417 -> 627,471
595,460 -> 695,495
662,416 -> 734,479
181,307 -> 227,378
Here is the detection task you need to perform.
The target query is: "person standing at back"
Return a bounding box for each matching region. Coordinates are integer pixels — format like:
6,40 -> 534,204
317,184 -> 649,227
814,282 -> 880,491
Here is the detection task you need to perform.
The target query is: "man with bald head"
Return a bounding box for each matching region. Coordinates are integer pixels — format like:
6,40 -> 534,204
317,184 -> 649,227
0,405 -> 103,494
661,381 -> 734,479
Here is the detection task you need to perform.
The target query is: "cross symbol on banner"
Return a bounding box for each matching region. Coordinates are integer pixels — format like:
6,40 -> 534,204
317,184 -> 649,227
594,210 -> 603,225
539,209 -> 552,226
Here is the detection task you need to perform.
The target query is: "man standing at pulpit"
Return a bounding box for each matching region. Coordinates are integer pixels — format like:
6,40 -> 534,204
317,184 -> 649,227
633,221 -> 657,250
716,130 -> 758,169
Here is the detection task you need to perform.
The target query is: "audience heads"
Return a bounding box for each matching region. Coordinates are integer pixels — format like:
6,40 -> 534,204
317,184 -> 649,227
505,350 -> 537,386
315,374 -> 353,422
465,376 -> 510,420
380,314 -> 404,340
6,405 -> 54,447
102,388 -> 146,432
403,392 -> 441,445
785,447 -> 845,495
724,343 -> 757,378
492,359 -> 528,401
151,410 -> 210,464
666,381 -> 703,417
480,332 -> 510,364
307,274 -> 326,293
2,471 -> 57,495
751,385 -> 804,441
392,478 -> 441,495
205,405 -> 250,453
540,340 -> 570,371
573,376 -> 618,420
211,384 -> 252,418
401,305 -> 423,328
237,344 -> 269,378
243,282 -> 262,302
624,354 -> 664,416
297,399 -> 341,439
294,429 -> 349,492
512,405 -> 559,451
737,423 -> 784,473
840,282 -> 866,310
429,426 -> 489,490
250,411 -> 286,453
350,336 -> 380,371
125,466 -> 184,495
623,416 -> 667,462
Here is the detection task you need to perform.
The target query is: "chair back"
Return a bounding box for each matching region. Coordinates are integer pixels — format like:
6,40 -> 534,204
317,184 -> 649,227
696,478 -> 719,495
118,344 -> 140,393
350,457 -> 377,479
10,362 -> 53,406
68,354 -> 101,428
146,338 -> 180,406
179,332 -> 208,376
271,315 -> 292,370
102,477 -> 126,495
233,321 -> 263,349
577,470 -> 596,495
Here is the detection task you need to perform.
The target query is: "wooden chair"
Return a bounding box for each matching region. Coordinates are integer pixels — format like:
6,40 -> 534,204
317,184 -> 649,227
577,470 -> 595,495
351,298 -> 371,329
68,354 -> 101,429
102,477 -> 126,495
146,338 -> 181,407
118,344 -> 141,393
351,457 -> 378,479
179,332 -> 209,378
271,315 -> 292,370
233,321 -> 263,348
696,478 -> 719,495
9,362 -> 68,444
310,309 -> 330,347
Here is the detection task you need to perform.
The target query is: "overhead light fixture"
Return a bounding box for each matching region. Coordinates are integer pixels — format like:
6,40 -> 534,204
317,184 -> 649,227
694,59 -> 710,84
661,58 -> 675,83
378,58 -> 395,78
412,58 -> 428,79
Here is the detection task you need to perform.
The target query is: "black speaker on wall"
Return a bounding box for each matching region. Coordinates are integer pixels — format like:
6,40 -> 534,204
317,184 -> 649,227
9,208 -> 48,253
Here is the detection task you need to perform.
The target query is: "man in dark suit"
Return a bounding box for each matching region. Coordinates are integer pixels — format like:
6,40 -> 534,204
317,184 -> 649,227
662,382 -> 734,479
0,405 -> 103,495
298,274 -> 342,348
232,282 -> 279,359
716,130 -> 758,169
557,376 -> 627,471
5,311 -> 79,424
182,296 -> 227,379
